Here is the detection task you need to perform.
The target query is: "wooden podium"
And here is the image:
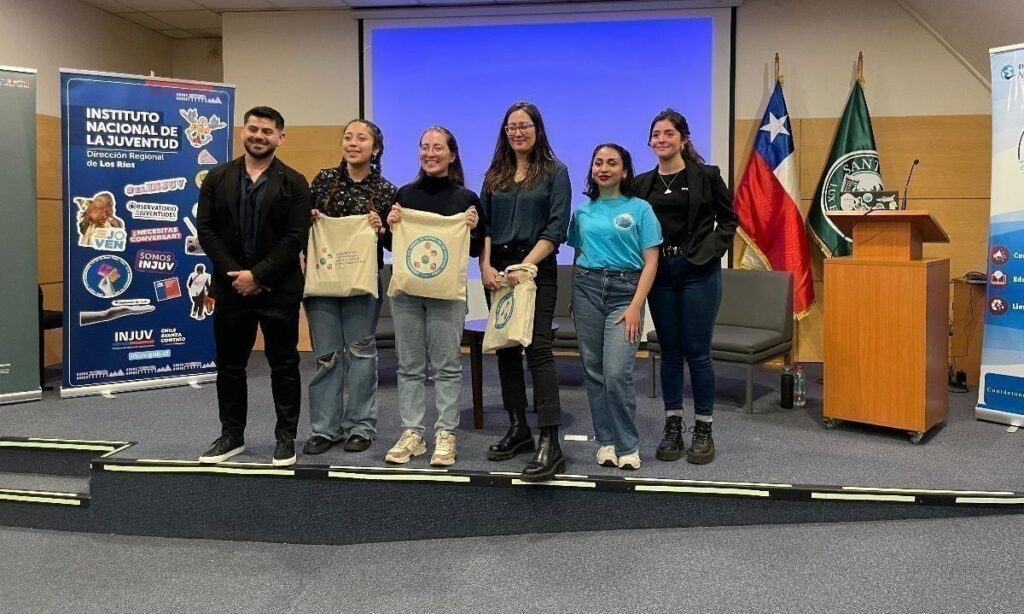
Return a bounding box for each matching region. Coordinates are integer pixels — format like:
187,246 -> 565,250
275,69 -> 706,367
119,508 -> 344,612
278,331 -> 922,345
823,211 -> 950,443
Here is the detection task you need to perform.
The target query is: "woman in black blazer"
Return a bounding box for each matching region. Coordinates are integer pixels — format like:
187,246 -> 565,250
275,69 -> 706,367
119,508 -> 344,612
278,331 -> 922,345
636,108 -> 738,465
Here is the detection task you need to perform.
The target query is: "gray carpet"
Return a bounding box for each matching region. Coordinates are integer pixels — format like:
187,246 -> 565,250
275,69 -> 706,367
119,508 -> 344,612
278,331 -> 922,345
1,515 -> 1020,613
3,352 -> 1020,492
0,473 -> 88,494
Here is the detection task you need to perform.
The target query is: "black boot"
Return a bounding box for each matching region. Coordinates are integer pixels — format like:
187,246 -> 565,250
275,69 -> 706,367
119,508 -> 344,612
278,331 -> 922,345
687,420 -> 715,464
487,407 -> 534,461
656,415 -> 684,461
520,425 -> 565,482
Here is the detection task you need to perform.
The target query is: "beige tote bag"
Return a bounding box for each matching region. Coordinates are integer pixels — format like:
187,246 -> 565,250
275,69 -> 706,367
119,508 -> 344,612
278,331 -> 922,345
483,263 -> 538,352
388,208 -> 469,301
304,214 -> 379,299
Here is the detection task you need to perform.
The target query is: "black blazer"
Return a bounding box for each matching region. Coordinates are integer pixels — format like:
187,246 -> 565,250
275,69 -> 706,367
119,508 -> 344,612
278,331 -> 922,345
635,162 -> 738,265
196,156 -> 312,311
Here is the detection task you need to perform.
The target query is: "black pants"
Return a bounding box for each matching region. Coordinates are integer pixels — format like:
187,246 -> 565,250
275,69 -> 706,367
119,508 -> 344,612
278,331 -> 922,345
213,304 -> 301,441
489,250 -> 561,427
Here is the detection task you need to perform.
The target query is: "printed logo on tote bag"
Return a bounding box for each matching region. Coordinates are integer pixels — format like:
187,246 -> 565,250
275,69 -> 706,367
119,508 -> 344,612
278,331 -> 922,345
406,236 -> 449,279
494,292 -> 516,330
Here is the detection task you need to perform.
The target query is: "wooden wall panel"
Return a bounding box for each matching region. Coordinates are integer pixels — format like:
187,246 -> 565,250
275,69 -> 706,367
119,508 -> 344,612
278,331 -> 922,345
37,198 -> 62,285
37,115 -> 62,200
912,198 -> 989,278
234,125 -> 345,184
797,115 -> 990,200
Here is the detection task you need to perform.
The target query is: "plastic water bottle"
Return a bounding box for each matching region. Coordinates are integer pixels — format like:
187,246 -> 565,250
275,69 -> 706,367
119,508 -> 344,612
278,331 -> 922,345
780,367 -> 794,409
793,364 -> 806,407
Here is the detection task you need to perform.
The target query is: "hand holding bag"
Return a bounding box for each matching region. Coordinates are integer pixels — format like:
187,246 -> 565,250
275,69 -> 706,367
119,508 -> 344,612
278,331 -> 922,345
483,263 -> 538,352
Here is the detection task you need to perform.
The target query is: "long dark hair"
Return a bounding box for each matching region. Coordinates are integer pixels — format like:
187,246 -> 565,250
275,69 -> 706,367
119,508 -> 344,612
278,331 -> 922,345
482,101 -> 558,193
583,143 -> 637,200
327,118 -> 388,213
648,108 -> 704,164
416,125 -> 465,187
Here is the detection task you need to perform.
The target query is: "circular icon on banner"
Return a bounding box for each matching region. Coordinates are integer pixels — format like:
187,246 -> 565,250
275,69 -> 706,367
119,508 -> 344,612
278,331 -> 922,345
614,213 -> 635,231
83,255 -> 133,299
989,297 -> 1009,316
195,170 -> 209,188
1002,65 -> 1016,80
406,236 -> 449,279
991,245 -> 1010,265
494,292 -> 516,330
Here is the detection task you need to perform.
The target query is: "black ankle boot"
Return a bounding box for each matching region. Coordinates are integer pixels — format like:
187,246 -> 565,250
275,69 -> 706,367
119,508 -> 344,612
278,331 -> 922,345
687,420 -> 715,464
487,407 -> 534,461
520,425 -> 565,482
656,415 -> 684,461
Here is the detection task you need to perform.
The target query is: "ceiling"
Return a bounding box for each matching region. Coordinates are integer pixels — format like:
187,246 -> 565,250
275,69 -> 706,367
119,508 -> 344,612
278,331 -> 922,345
78,0 -> 606,39
80,0 -> 1024,87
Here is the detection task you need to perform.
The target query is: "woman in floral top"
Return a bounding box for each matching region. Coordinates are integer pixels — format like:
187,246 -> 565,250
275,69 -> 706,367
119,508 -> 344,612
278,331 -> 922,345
304,119 -> 398,456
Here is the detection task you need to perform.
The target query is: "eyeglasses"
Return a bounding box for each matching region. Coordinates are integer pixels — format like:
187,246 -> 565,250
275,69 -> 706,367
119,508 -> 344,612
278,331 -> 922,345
504,123 -> 535,135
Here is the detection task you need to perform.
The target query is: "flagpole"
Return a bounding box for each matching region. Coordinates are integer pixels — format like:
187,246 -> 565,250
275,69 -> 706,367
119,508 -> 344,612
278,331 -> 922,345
856,51 -> 865,86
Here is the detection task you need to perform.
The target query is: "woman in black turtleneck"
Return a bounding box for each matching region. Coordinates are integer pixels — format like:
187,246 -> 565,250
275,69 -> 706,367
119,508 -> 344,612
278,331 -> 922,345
383,126 -> 482,468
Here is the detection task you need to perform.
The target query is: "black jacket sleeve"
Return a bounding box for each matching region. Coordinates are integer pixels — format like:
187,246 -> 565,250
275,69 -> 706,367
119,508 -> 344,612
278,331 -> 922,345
708,165 -> 739,258
196,165 -> 243,275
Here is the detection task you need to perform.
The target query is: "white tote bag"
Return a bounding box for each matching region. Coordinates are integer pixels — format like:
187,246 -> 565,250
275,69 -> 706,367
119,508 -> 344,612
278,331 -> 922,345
303,214 -> 379,298
387,208 -> 470,301
483,263 -> 538,352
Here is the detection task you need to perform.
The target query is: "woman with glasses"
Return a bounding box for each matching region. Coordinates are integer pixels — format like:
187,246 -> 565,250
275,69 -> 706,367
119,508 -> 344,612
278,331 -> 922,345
479,101 -> 571,481
637,109 -> 737,465
568,143 -> 661,470
303,119 -> 396,456
384,126 -> 482,467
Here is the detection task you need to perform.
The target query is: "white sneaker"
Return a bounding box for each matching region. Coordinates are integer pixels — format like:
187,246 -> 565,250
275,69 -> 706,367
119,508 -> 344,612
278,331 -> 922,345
385,430 -> 427,464
596,445 -> 618,467
618,451 -> 641,470
430,431 -> 457,466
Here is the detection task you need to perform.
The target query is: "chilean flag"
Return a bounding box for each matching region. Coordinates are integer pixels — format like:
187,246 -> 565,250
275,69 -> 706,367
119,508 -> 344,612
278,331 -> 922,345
733,81 -> 815,319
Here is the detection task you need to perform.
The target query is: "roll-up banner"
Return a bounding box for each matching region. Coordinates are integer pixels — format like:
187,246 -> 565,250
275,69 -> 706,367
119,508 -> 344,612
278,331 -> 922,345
977,44 -> 1024,425
60,70 -> 234,398
0,66 -> 40,405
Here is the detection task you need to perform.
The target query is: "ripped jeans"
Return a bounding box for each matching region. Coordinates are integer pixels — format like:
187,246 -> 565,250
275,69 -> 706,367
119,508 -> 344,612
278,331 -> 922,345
305,291 -> 381,441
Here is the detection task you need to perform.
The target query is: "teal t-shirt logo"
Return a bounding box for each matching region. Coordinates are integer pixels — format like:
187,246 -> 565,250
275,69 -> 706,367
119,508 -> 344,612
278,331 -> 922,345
406,236 -> 449,279
614,213 -> 635,231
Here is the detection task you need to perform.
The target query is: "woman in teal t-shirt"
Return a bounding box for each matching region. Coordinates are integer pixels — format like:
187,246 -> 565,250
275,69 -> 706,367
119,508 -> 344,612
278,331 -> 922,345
567,143 -> 662,470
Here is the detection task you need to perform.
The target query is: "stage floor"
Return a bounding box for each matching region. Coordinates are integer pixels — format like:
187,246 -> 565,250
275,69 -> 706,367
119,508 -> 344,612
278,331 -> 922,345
4,352 -> 1020,493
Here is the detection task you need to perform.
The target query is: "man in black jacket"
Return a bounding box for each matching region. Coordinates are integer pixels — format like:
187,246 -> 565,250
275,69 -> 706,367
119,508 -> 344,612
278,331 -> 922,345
196,106 -> 312,467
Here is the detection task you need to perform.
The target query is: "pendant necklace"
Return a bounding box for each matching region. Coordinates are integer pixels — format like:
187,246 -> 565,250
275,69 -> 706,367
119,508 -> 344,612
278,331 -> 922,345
659,171 -> 682,195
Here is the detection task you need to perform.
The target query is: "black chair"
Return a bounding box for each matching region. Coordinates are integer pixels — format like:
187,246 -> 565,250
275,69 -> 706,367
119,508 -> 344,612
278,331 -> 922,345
38,286 -> 63,388
647,269 -> 794,413
552,264 -> 577,350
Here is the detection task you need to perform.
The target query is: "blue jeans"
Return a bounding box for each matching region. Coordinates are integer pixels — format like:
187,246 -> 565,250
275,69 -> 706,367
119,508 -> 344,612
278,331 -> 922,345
390,293 -> 466,435
305,288 -> 382,441
572,267 -> 644,456
648,256 -> 722,416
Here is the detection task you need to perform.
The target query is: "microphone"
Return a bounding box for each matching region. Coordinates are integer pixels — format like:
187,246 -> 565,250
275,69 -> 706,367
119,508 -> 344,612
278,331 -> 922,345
901,158 -> 920,210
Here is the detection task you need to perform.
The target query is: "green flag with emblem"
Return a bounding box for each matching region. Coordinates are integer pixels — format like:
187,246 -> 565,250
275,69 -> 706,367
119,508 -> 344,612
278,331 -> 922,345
808,80 -> 882,257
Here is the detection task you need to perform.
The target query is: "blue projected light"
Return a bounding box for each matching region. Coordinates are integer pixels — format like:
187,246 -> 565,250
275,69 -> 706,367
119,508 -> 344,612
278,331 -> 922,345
370,17 -> 716,265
